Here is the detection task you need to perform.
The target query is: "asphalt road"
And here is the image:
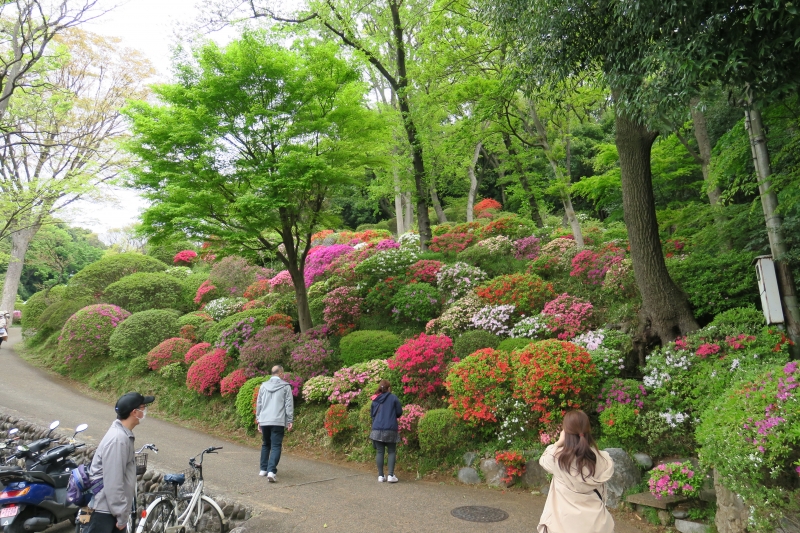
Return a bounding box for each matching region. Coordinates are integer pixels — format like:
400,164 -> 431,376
0,328 -> 646,533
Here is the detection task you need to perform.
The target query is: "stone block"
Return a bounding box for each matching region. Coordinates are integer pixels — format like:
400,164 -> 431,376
626,492 -> 686,510
675,519 -> 711,533
713,470 -> 747,533
521,459 -> 548,488
633,453 -> 653,470
658,510 -> 671,526
457,467 -> 480,485
480,458 -> 509,488
603,448 -> 642,509
462,451 -> 477,467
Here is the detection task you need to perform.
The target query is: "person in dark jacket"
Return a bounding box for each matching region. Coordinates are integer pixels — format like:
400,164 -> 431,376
370,379 -> 403,483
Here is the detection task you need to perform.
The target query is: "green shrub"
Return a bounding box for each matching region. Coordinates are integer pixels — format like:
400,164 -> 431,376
418,409 -> 468,459
65,253 -> 167,299
159,362 -> 186,382
235,376 -> 270,431
202,309 -> 273,345
497,338 -> 532,352
108,309 -> 182,359
457,246 -> 520,277
177,312 -> 213,329
598,403 -> 640,450
127,355 -> 150,375
667,250 -> 758,321
453,330 -> 501,360
339,330 -> 402,366
709,305 -> 765,335
179,272 -> 209,312
146,240 -> 196,265
22,286 -> 66,330
37,296 -> 95,335
58,304 -> 131,364
103,272 -> 184,313
389,283 -> 440,323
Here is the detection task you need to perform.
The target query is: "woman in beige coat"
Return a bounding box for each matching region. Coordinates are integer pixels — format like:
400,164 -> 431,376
537,410 -> 615,533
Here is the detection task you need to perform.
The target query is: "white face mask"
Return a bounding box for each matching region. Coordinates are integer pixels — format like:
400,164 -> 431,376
135,407 -> 147,421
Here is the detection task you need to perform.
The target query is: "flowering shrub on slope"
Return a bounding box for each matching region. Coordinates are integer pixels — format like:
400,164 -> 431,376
243,279 -> 270,300
398,404 -> 426,447
406,260 -> 442,284
445,348 -> 513,425
220,368 -> 253,397
428,233 -> 474,254
266,314 -> 293,330
514,236 -> 541,260
58,304 -> 131,364
597,378 -> 646,413
204,297 -> 247,320
648,462 -> 700,499
570,244 -> 625,284
239,326 -> 298,373
471,305 -> 516,336
473,198 -> 502,215
303,245 -> 353,286
436,262 -> 488,305
323,287 -> 363,336
391,283 -> 440,323
185,342 -> 212,364
291,339 -> 333,378
269,270 -> 295,294
147,337 -> 193,371
186,348 -> 229,395
302,375 -> 336,402
541,294 -> 594,339
389,334 -> 455,398
476,274 -> 555,317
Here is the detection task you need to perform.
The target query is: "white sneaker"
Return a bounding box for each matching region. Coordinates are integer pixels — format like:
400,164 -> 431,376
387,475 -> 398,483
259,470 -> 268,476
378,476 -> 385,483
267,472 -> 276,483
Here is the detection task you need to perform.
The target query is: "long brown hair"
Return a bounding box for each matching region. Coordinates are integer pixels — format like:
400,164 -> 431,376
376,380 -> 391,395
556,410 -> 598,479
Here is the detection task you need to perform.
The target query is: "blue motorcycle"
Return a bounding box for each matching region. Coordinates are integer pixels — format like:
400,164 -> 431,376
0,423 -> 88,533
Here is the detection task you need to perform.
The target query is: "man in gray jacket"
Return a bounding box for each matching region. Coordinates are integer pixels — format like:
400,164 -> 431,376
255,365 -> 294,482
85,392 -> 154,532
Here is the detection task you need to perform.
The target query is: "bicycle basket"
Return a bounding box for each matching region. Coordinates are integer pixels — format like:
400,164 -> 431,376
135,453 -> 148,476
177,468 -> 198,498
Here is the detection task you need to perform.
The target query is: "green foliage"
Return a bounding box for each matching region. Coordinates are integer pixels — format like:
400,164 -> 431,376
635,411 -> 695,459
147,240 -> 196,265
177,312 -> 213,329
339,330 -> 401,366
37,296 -> 95,335
598,403 -> 640,450
64,253 -> 167,300
418,409 -> 469,460
127,355 -> 150,375
108,308 -> 182,359
22,286 -> 66,330
456,245 -> 520,278
235,376 -> 270,431
202,309 -> 273,345
453,330 -> 501,360
667,250 -> 758,321
103,272 -> 184,313
179,272 -> 209,313
709,306 -> 765,335
159,362 -> 186,382
389,283 -> 440,323
497,338 -> 532,352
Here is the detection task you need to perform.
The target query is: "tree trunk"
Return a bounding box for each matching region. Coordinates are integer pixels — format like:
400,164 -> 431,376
393,168 -> 405,236
615,110 -> 698,343
430,184 -> 447,223
501,132 -> 544,227
561,193 -> 585,249
690,98 -> 730,250
0,223 -> 39,325
744,103 -> 800,351
278,229 -> 313,333
403,191 -> 413,232
466,141 -> 483,222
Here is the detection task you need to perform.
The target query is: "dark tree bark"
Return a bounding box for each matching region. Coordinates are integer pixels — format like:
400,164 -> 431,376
501,132 -> 544,227
615,111 -> 698,343
430,184 -> 447,223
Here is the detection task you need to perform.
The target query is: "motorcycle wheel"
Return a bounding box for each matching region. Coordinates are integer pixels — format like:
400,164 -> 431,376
5,508 -> 35,533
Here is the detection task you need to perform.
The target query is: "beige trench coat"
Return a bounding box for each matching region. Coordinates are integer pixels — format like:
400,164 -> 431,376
537,444 -> 615,533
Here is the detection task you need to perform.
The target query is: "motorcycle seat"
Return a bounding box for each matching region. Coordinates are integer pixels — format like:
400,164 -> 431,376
0,466 -> 22,473
163,474 -> 185,486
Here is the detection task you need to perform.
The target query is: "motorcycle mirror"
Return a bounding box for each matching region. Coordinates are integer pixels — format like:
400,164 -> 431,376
74,424 -> 88,436
8,428 -> 18,436
47,420 -> 60,435
17,444 -> 28,452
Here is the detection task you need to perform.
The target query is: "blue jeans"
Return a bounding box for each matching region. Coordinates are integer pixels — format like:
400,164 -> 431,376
260,425 -> 285,474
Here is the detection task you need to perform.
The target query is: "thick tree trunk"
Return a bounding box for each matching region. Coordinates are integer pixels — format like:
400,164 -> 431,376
0,223 -> 39,325
393,168 -> 405,236
279,230 -> 313,333
403,192 -> 413,232
690,99 -> 730,250
466,142 -> 482,222
561,193 -> 585,249
501,132 -> 544,227
615,111 -> 698,343
744,104 -> 800,351
430,184 -> 447,224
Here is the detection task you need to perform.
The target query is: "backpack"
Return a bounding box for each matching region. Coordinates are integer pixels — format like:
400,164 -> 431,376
66,464 -> 104,507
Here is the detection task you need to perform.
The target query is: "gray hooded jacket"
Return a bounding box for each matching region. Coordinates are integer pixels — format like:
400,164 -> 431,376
256,376 -> 294,427
88,420 -> 136,528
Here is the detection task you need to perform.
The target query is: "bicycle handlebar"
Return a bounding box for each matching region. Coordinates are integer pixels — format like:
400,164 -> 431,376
135,443 -> 158,454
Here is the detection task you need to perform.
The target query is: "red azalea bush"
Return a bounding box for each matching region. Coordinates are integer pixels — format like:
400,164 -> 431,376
406,260 -> 443,285
266,313 -> 293,330
542,293 -> 594,339
194,280 -> 218,305
473,198 -> 502,215
324,404 -> 351,437
173,250 -> 198,266
242,300 -> 265,311
479,215 -> 525,239
323,286 -> 363,336
185,342 -> 212,364
58,304 -> 131,364
147,337 -> 193,371
179,324 -> 198,342
239,326 -> 298,373
475,274 -> 556,317
512,340 -> 599,426
428,233 -> 475,254
388,333 -> 456,399
220,368 -> 253,397
495,451 -> 526,483
186,348 -> 229,395
570,244 -> 625,285
445,348 -> 513,425
243,279 -> 270,300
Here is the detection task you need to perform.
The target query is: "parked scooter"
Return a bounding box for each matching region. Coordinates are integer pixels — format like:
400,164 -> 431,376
0,430 -> 19,463
0,423 -> 88,533
1,421 -> 61,468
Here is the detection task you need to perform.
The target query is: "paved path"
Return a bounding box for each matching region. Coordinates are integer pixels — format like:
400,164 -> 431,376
0,329 -> 645,533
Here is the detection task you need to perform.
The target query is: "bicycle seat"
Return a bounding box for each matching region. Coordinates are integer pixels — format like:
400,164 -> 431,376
164,474 -> 185,485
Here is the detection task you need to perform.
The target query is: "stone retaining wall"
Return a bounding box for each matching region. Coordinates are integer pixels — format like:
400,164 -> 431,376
0,410 -> 251,525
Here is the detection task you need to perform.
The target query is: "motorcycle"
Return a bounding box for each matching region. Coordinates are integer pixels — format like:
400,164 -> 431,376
0,430 -> 19,463
2,421 -> 61,469
0,423 -> 88,533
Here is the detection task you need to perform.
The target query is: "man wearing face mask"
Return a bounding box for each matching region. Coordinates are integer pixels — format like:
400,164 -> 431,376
84,392 -> 154,532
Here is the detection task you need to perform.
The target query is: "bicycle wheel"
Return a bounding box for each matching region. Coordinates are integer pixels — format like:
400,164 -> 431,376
137,498 -> 177,533
183,495 -> 224,533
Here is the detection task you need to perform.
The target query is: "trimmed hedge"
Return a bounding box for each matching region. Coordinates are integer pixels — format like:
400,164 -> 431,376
22,286 -> 66,330
339,330 -> 402,366
235,375 -> 270,431
58,304 -> 131,364
64,253 -> 168,300
104,272 -> 184,313
497,338 -> 533,352
418,409 -> 469,459
453,330 -> 501,360
108,309 -> 182,359
177,312 -> 213,329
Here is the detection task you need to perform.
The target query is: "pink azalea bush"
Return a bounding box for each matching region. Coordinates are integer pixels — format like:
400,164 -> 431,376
186,348 -> 229,395
194,280 -> 218,305
375,239 -> 401,251
58,304 -> 131,364
269,270 -> 295,294
290,339 -> 333,378
220,368 -> 254,397
388,334 -> 456,398
398,404 -> 426,446
648,461 -> 699,499
328,359 -> 389,405
303,244 -> 353,286
185,342 -> 212,364
281,372 -> 304,397
323,286 -> 363,336
147,337 -> 193,371
173,250 -> 198,265
514,236 -> 541,260
542,293 -> 594,339
597,378 -> 647,413
406,260 -> 443,285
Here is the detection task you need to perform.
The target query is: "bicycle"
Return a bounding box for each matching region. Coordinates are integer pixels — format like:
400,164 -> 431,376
135,446 -> 225,533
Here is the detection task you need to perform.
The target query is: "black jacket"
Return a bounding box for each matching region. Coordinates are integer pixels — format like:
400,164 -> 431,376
370,392 -> 403,431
